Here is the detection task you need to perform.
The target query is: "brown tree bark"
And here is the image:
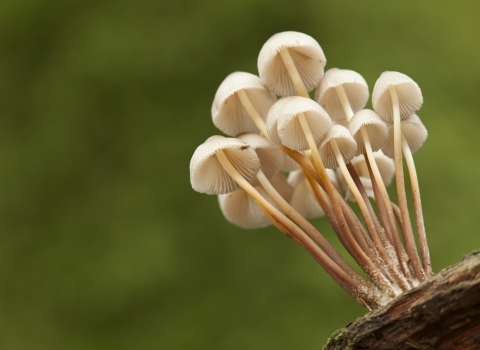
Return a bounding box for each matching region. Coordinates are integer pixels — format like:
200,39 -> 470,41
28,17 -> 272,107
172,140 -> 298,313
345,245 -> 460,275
323,251 -> 480,350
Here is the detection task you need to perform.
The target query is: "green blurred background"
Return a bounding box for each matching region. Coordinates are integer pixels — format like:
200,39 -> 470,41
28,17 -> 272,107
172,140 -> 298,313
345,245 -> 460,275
1,0 -> 480,349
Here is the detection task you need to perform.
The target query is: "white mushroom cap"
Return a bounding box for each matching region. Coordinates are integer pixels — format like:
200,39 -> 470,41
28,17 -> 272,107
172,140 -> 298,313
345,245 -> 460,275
327,168 -> 342,193
315,68 -> 369,121
212,72 -> 277,136
258,31 -> 326,96
288,170 -> 325,219
382,114 -> 428,158
218,188 -> 271,229
218,172 -> 292,229
268,171 -> 294,204
237,133 -> 283,181
266,97 -> 294,146
336,167 -> 348,194
351,152 -> 395,187
190,136 -> 260,195
348,109 -> 388,156
318,125 -> 357,169
345,176 -> 374,202
277,96 -> 332,151
280,153 -> 300,172
372,71 -> 423,122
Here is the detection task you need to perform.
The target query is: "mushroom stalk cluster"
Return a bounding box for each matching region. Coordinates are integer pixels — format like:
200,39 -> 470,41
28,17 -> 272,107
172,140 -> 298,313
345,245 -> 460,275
190,31 -> 432,309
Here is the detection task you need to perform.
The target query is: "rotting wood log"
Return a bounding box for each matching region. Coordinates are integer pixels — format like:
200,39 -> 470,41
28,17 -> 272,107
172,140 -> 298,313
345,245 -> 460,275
323,250 -> 480,350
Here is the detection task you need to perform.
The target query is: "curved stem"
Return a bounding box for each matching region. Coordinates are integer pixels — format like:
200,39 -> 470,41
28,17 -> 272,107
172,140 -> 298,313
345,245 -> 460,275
279,49 -> 310,98
366,157 -> 415,286
257,170 -> 361,280
347,163 -> 410,291
237,90 -> 268,136
215,149 -> 381,304
297,114 -> 396,295
389,86 -> 426,281
335,85 -> 354,120
361,129 -> 410,280
402,139 -> 432,277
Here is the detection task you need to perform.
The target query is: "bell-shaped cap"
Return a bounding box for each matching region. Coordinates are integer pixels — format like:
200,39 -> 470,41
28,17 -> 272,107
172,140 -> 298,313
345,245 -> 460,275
315,68 -> 369,121
258,31 -> 326,96
280,153 -> 300,172
218,172 -> 292,229
345,177 -> 374,202
372,71 -> 423,122
382,114 -> 428,158
349,109 -> 388,156
218,188 -> 271,229
288,170 -> 324,219
190,136 -> 260,195
266,97 -> 294,146
318,125 -> 357,168
351,152 -> 395,187
237,133 -> 283,182
277,96 -> 332,151
212,72 -> 277,136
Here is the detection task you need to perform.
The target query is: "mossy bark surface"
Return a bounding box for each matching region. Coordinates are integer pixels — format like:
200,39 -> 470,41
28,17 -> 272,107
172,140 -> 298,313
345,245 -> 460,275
324,251 -> 480,350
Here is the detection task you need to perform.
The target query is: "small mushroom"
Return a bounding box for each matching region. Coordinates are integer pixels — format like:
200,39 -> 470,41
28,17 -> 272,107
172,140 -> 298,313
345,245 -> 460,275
348,109 -> 388,156
190,136 -> 260,195
318,125 -> 357,169
288,169 -> 337,219
372,71 -> 423,122
372,71 -> 426,281
349,153 -> 395,188
315,68 -> 369,122
237,133 -> 283,184
218,172 -> 293,229
258,31 -> 326,97
276,96 -> 332,151
212,71 -> 277,136
381,114 -> 428,158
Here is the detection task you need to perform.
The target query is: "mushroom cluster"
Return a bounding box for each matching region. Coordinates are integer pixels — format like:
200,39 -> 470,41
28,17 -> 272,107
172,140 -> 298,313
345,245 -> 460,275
190,31 -> 430,309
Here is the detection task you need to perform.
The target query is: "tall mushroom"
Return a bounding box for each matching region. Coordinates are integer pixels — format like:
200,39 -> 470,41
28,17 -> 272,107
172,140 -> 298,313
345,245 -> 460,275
190,135 -> 383,306
381,114 -> 430,277
258,31 -> 326,97
372,71 -> 427,281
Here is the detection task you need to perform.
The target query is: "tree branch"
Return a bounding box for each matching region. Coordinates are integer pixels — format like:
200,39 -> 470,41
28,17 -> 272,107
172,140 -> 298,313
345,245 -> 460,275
324,250 -> 480,349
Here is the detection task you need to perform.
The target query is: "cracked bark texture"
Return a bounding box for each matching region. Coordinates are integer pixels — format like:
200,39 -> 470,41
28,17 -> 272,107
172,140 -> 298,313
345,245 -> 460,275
323,251 -> 480,350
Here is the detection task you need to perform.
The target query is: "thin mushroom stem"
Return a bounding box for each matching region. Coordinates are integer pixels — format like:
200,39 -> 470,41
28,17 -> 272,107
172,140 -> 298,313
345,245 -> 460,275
303,165 -> 381,271
279,49 -> 310,98
402,138 -> 432,277
256,169 -> 362,280
389,86 -> 426,281
333,84 -> 399,262
302,163 -> 369,270
214,149 -> 381,303
361,129 -> 409,276
331,139 -> 378,240
297,114 -> 396,295
366,157 -> 415,285
237,90 -> 268,136
335,85 -> 355,119
347,163 -> 411,291
390,200 -> 419,286
331,87 -> 396,273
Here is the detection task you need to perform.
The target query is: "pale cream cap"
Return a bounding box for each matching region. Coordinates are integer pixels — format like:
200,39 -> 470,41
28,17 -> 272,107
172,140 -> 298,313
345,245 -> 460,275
318,125 -> 357,168
277,96 -> 332,151
372,71 -> 423,122
315,68 -> 369,121
190,136 -> 260,194
258,31 -> 326,96
381,114 -> 428,158
348,109 -> 388,156
212,71 -> 277,136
